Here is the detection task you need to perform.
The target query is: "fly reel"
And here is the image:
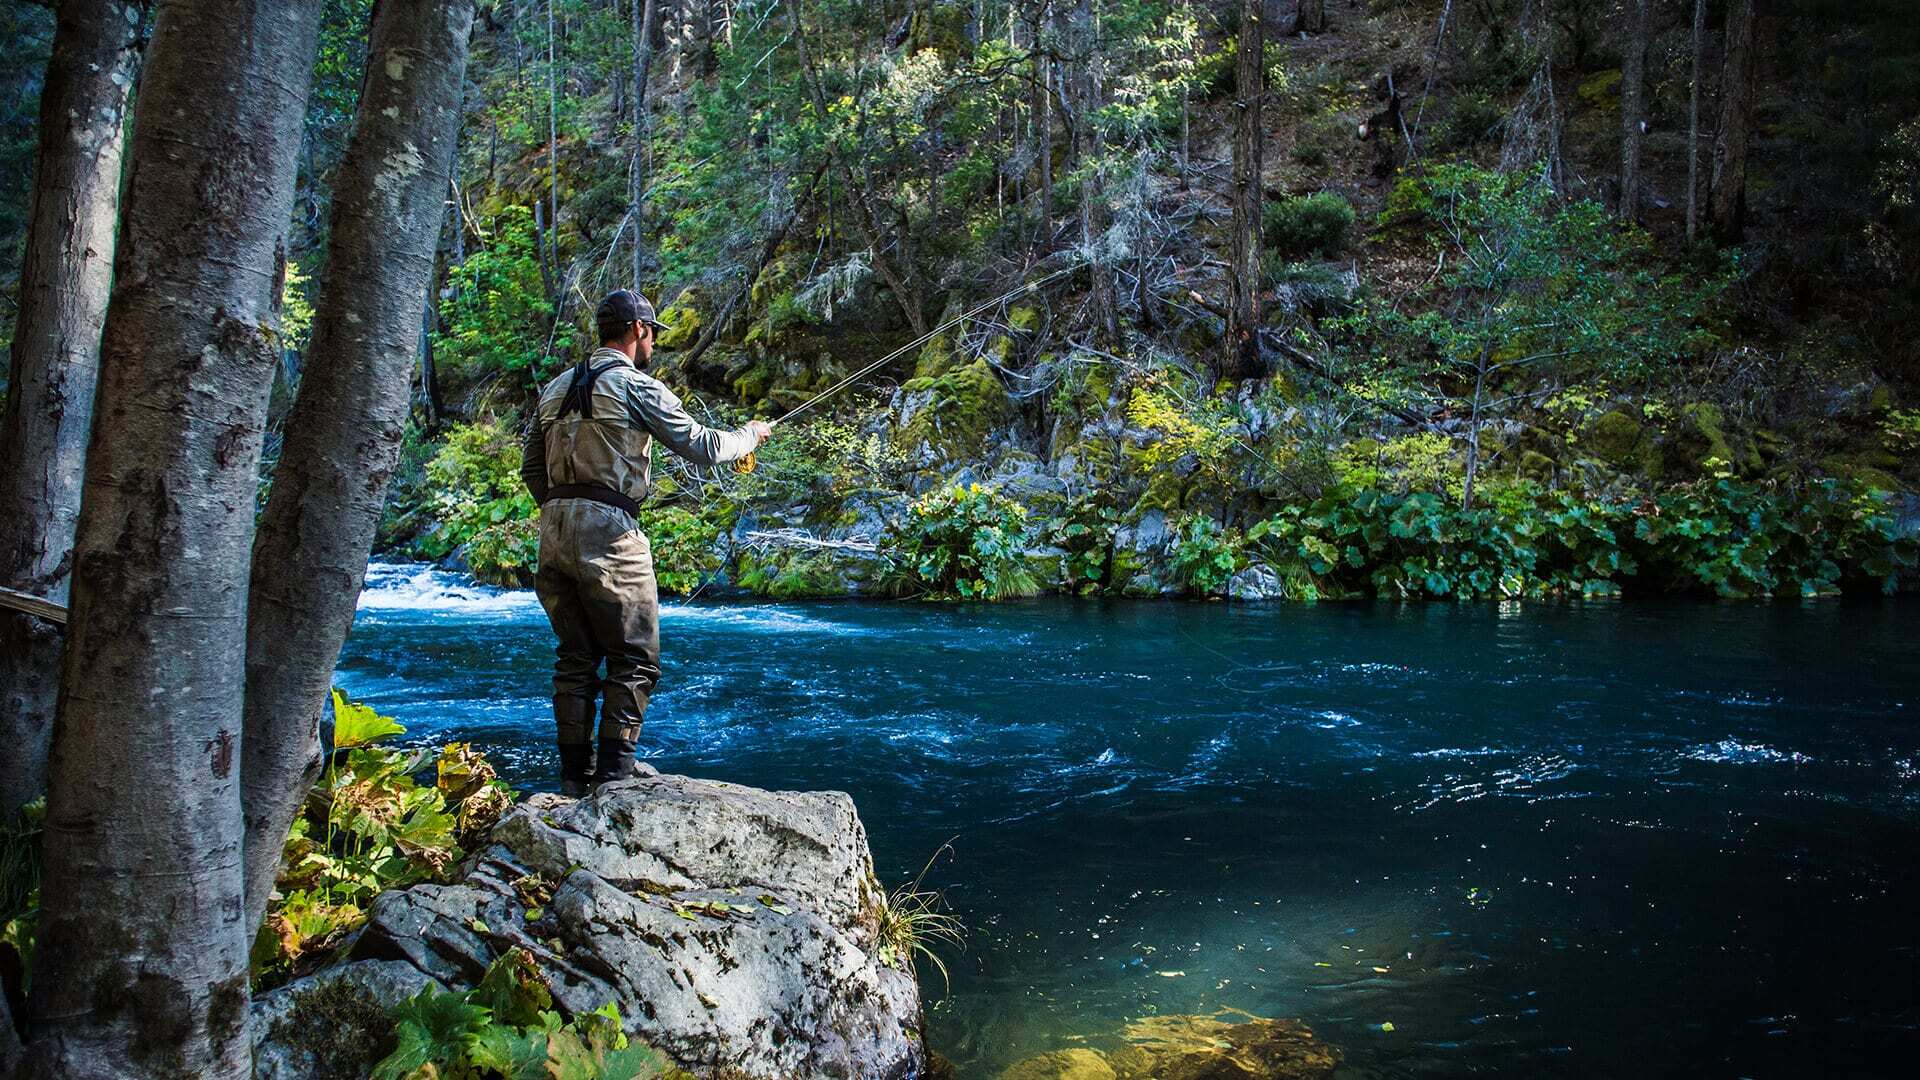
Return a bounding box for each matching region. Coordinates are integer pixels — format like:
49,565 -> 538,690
732,451 -> 757,475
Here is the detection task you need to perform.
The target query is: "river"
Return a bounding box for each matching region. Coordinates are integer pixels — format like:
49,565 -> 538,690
339,563 -> 1920,1077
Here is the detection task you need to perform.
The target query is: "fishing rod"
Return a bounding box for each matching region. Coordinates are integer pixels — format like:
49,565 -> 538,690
730,261 -> 1082,474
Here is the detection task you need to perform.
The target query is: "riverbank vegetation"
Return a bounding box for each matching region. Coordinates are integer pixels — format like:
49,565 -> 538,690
27,0 -> 1882,604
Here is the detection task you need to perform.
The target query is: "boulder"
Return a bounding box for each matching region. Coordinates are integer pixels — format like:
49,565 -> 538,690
251,961 -> 439,1080
348,773 -> 925,1080
1107,1014 -> 1338,1080
1228,564 -> 1286,602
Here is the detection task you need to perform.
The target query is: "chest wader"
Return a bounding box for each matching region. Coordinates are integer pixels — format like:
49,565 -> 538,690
532,358 -> 660,793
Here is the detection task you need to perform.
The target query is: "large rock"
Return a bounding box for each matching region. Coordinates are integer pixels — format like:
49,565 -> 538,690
251,961 -> 439,1080
1228,564 -> 1286,602
347,773 -> 925,1080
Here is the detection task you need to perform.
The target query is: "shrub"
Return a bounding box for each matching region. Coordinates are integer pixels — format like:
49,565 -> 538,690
416,419 -> 536,564
1263,192 -> 1355,259
372,952 -> 688,1080
1167,514 -> 1243,596
255,693 -> 515,984
889,483 -> 1037,599
635,504 -> 726,596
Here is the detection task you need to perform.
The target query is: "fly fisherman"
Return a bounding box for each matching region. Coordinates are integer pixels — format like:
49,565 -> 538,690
521,289 -> 772,794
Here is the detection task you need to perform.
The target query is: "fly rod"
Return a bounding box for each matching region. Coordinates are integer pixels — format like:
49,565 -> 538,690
731,261 -> 1081,473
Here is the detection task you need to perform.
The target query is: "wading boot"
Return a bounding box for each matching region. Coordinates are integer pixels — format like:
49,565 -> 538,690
592,737 -> 646,787
555,695 -> 596,797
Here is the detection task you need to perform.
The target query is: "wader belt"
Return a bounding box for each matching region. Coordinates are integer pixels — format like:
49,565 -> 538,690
542,484 -> 640,516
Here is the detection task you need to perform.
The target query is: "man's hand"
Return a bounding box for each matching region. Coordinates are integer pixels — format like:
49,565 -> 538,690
744,420 -> 774,446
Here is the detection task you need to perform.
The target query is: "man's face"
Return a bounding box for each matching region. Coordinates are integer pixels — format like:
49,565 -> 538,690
634,322 -> 654,365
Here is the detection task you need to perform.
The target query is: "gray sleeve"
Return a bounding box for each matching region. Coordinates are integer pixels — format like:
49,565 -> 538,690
519,413 -> 549,502
628,380 -> 757,467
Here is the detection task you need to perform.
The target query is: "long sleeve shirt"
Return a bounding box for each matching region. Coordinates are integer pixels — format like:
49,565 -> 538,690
520,347 -> 756,505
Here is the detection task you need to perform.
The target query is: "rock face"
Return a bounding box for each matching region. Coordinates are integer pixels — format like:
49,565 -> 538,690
318,773 -> 924,1080
251,960 -> 439,1080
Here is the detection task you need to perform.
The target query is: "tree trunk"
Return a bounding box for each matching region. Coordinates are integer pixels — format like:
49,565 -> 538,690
240,0 -> 474,940
0,0 -> 146,820
1074,0 -> 1115,344
1223,0 -> 1264,384
630,0 -> 660,285
787,0 -> 926,335
1710,0 -> 1755,242
1619,0 -> 1651,220
22,1 -> 324,1077
1462,347 -> 1489,510
1034,1 -> 1053,249
1686,0 -> 1705,241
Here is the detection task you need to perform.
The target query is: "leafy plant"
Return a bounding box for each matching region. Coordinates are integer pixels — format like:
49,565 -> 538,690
371,950 -> 688,1080
888,483 -> 1038,600
1038,497 -> 1121,592
1166,514 -> 1242,596
415,419 -> 539,583
257,694 -> 516,983
435,205 -> 566,389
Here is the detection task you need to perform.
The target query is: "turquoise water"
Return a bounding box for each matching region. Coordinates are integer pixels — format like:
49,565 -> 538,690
339,564 -> 1920,1077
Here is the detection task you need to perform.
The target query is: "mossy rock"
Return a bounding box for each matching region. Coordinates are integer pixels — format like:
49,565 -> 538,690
735,548 -> 856,599
1820,457 -> 1904,493
656,288 -> 706,351
1009,304 -> 1041,332
1668,402 -> 1761,476
914,296 -> 968,379
896,358 -> 1012,466
1576,69 -> 1623,108
1585,410 -> 1646,466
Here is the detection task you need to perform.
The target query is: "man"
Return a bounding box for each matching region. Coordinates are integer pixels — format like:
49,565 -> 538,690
521,289 -> 771,794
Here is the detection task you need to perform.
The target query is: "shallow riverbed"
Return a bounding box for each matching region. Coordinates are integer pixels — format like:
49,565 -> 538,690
339,563 -> 1920,1077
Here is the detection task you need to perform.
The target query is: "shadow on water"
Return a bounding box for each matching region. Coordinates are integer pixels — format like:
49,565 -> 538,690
340,564 -> 1920,1078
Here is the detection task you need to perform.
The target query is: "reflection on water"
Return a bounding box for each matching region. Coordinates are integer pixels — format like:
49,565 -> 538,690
339,564 -> 1920,1078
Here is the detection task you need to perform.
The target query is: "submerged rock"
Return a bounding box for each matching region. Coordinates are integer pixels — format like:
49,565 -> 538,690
335,772 -> 924,1080
999,1048 -> 1117,1080
1000,1012 -> 1338,1080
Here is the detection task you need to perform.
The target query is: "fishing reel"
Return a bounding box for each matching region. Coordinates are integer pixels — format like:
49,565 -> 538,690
733,451 -> 757,475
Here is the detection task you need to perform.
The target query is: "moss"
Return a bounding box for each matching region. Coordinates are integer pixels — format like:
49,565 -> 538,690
1518,450 -> 1556,482
998,1048 -> 1117,1080
655,287 -> 705,351
913,296 -> 967,379
1008,304 -> 1040,332
1127,456 -> 1188,515
1585,410 -> 1646,465
269,978 -> 397,1080
896,358 -> 1011,464
1576,69 -> 1623,107
1820,457 -> 1903,492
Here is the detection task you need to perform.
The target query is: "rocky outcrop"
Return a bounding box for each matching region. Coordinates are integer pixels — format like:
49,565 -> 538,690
263,772 -> 927,1080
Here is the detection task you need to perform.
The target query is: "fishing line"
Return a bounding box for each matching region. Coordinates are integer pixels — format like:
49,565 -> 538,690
730,261 -> 1083,474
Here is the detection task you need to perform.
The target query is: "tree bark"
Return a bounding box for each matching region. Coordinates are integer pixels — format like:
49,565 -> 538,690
22,1 -> 323,1077
1686,0 -> 1705,241
1031,0 -> 1052,248
240,0 -> 474,939
1223,0 -> 1264,384
1619,0 -> 1651,220
1710,0 -> 1755,242
0,0 -> 146,820
630,0 -> 660,285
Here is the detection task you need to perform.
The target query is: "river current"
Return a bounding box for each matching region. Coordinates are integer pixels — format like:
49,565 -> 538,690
339,563 -> 1920,1077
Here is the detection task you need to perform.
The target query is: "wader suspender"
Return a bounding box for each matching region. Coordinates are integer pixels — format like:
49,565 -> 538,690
541,359 -> 641,515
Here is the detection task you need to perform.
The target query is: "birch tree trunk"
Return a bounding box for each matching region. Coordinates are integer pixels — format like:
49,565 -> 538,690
1710,0 -> 1756,242
1224,0 -> 1264,384
0,0 -> 146,820
1619,0 -> 1651,220
240,0 -> 475,939
22,1 -> 323,1076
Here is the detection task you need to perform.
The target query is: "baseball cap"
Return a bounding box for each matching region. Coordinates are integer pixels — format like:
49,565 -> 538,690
595,289 -> 671,342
